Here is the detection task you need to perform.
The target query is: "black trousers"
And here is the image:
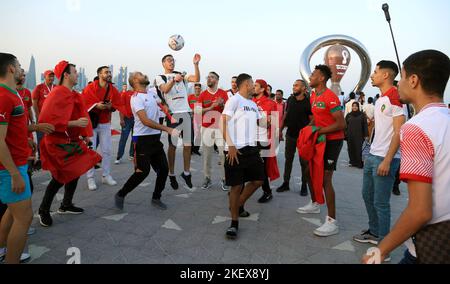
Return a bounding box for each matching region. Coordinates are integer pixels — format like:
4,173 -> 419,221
39,178 -> 79,212
118,135 -> 169,200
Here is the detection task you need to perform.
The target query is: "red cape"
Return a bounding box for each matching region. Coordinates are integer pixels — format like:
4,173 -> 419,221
298,126 -> 326,204
82,81 -> 125,122
39,86 -> 101,184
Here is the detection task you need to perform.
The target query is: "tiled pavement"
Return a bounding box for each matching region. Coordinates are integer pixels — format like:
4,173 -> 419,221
23,119 -> 408,264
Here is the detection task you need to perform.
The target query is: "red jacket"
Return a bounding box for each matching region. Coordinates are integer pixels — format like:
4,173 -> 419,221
298,126 -> 326,204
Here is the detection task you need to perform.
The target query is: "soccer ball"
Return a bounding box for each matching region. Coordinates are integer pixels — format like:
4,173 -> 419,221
168,34 -> 185,51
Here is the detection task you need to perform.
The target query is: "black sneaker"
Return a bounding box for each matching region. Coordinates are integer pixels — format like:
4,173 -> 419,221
180,173 -> 193,189
239,207 -> 251,218
152,199 -> 168,210
393,186 -> 401,196
258,193 -> 273,204
300,183 -> 308,197
38,209 -> 53,227
57,204 -> 84,215
276,182 -> 290,193
169,176 -> 179,190
226,227 -> 238,240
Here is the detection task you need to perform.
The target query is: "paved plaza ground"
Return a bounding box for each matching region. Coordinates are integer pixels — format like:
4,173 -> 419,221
23,117 -> 408,264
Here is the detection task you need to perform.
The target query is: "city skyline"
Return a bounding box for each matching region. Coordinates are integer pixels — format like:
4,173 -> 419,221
3,0 -> 449,101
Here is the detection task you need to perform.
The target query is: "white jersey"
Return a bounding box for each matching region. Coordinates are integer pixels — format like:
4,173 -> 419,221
131,88 -> 161,136
155,73 -> 191,114
222,94 -> 262,150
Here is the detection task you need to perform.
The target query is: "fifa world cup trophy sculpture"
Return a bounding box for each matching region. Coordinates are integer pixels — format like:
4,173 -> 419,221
300,35 -> 372,95
324,44 -> 351,97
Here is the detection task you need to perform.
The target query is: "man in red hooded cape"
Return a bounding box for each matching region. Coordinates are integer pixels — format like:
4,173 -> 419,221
37,60 -> 101,228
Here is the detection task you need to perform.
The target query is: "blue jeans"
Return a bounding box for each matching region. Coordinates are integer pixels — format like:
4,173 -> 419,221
117,117 -> 135,160
398,249 -> 417,264
362,154 -> 400,240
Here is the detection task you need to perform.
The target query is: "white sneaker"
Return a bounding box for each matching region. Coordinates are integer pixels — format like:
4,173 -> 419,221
27,227 -> 36,236
87,178 -> 97,191
0,248 -> 31,263
314,216 -> 339,237
102,175 -> 117,186
114,160 -> 121,165
297,201 -> 321,214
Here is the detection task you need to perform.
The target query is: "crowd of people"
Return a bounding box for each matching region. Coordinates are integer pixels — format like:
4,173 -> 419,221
0,49 -> 448,264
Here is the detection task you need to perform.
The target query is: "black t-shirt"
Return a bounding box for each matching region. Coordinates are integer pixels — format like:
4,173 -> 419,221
285,95 -> 312,138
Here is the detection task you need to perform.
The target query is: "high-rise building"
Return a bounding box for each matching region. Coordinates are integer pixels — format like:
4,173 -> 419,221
118,66 -> 128,88
76,67 -> 88,91
25,55 -> 37,90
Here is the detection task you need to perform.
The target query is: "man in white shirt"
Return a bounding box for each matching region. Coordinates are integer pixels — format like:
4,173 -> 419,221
344,92 -> 360,117
354,61 -> 406,252
363,49 -> 450,264
115,72 -> 179,211
155,54 -> 201,190
363,97 -> 375,140
221,73 -> 265,240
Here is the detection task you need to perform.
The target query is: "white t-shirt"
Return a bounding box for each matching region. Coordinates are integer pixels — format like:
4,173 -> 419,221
222,94 -> 262,150
363,103 -> 375,120
227,90 -> 238,99
370,88 -> 405,158
400,103 -> 450,225
131,89 -> 162,136
155,73 -> 191,114
399,103 -> 450,257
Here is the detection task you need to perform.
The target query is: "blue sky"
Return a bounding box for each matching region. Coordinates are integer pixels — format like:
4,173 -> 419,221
2,0 -> 449,102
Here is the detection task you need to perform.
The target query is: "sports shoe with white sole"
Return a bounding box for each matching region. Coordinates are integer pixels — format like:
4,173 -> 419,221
0,248 -> 31,263
102,175 -> 117,186
87,178 -> 97,191
353,230 -> 380,245
297,201 -> 321,214
221,179 -> 230,192
201,177 -> 212,190
27,227 -> 36,236
314,216 -> 339,237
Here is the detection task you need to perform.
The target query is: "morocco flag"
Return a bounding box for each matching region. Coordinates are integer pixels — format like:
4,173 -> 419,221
39,86 -> 102,184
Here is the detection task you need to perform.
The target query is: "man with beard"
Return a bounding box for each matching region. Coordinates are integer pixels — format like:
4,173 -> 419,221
32,69 -> 55,160
277,80 -> 313,198
198,72 -> 229,191
0,54 -> 39,263
115,72 -> 179,211
82,66 -> 122,191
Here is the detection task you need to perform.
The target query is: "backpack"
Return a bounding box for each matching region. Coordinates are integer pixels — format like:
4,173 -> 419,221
155,75 -> 168,105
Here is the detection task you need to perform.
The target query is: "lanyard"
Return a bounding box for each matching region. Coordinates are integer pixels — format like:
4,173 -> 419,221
45,83 -> 53,94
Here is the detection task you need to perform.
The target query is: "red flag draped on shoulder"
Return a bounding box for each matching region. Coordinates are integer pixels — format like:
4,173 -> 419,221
39,86 -> 101,184
82,80 -> 126,120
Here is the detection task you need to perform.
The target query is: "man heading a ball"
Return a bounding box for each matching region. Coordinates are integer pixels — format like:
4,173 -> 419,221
155,54 -> 201,190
